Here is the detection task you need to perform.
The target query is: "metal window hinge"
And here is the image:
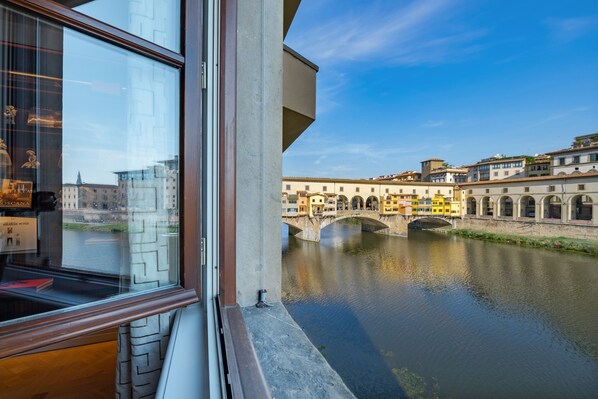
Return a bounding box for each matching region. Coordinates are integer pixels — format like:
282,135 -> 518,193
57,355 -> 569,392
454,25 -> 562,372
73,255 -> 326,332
201,62 -> 207,90
201,237 -> 206,266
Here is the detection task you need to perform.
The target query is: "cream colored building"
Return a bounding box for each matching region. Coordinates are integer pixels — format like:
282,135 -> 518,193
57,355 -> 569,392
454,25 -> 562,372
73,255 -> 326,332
283,177 -> 455,214
466,156 -> 526,182
307,193 -> 326,217
372,171 -> 421,182
547,133 -> 598,175
429,167 -> 468,183
525,155 -> 551,177
281,192 -> 299,217
323,195 -> 337,217
460,174 -> 597,224
61,183 -> 119,211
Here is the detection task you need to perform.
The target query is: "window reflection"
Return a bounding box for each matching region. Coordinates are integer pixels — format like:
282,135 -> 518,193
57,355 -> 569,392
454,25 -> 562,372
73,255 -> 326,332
0,4 -> 180,323
56,0 -> 181,52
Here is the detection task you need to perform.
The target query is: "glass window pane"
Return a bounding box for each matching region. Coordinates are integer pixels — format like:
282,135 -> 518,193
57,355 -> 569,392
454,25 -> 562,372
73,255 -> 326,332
56,0 -> 180,52
0,4 -> 180,324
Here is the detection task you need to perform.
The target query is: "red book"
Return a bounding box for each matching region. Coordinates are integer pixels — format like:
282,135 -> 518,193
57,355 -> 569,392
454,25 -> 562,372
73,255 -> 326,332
0,278 -> 54,291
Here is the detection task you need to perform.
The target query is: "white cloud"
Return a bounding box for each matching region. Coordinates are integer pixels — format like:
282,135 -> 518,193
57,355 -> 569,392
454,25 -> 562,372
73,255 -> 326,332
545,16 -> 598,43
316,71 -> 348,114
288,0 -> 486,67
540,106 -> 591,124
422,120 -> 446,128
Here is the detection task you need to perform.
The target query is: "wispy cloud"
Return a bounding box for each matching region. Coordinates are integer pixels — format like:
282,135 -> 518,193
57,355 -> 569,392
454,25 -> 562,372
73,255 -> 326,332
314,155 -> 327,165
422,120 -> 446,128
289,0 -> 486,67
545,16 -> 598,43
519,106 -> 593,131
316,71 -> 348,114
284,130 -> 432,177
540,106 -> 591,124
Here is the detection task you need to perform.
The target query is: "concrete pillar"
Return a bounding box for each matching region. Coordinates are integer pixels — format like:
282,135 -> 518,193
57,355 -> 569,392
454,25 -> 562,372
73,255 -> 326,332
535,202 -> 541,223
513,200 -> 519,220
477,199 -> 482,216
236,0 -> 283,307
561,203 -> 568,224
593,203 -> 598,226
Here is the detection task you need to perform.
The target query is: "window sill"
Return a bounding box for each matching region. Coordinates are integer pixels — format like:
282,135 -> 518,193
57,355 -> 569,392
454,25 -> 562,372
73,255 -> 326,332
0,286 -> 198,358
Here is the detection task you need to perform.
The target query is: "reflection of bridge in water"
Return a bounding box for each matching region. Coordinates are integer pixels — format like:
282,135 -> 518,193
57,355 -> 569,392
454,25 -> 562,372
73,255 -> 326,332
283,210 -> 455,242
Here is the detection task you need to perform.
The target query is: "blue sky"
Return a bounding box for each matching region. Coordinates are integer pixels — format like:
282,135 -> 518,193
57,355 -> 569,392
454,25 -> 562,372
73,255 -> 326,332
283,0 -> 598,178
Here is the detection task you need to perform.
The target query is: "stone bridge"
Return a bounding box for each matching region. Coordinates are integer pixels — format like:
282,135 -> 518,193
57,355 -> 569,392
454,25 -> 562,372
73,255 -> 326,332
282,210 -> 456,242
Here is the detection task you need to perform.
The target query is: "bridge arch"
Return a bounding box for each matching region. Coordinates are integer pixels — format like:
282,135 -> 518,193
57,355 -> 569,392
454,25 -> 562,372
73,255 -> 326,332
498,195 -> 513,217
408,216 -> 452,230
321,214 -> 391,233
366,195 -> 379,211
281,219 -> 304,237
351,195 -> 364,210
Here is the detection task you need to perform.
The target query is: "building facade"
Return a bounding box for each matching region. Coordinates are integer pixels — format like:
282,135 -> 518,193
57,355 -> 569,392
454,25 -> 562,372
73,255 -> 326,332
547,134 -> 598,175
460,174 -> 597,224
373,170 -> 422,182
525,155 -> 552,177
466,156 -> 526,182
428,167 -> 468,183
421,158 -> 445,182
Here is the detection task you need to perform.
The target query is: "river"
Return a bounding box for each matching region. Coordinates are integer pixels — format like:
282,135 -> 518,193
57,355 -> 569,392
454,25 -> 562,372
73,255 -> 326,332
281,222 -> 598,399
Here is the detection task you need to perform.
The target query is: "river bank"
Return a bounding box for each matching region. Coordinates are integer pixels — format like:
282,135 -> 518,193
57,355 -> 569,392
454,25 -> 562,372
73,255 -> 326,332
63,223 -> 179,234
63,222 -> 127,233
448,228 -> 598,255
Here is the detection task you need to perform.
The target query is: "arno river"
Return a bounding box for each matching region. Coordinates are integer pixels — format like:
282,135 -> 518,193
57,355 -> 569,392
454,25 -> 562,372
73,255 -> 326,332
282,223 -> 598,399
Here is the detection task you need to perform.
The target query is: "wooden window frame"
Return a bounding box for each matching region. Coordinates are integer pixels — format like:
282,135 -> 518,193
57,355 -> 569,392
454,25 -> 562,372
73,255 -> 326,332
0,0 -> 201,358
219,0 -> 237,306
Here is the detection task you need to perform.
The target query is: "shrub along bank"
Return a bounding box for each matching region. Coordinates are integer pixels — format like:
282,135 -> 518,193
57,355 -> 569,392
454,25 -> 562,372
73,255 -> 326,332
449,229 -> 598,256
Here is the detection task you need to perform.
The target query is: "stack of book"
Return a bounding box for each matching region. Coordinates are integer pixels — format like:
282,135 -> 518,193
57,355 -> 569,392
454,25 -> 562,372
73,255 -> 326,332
0,278 -> 54,292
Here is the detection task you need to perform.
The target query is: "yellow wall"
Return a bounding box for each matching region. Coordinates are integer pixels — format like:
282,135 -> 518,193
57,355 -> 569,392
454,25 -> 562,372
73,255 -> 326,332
380,194 -> 400,215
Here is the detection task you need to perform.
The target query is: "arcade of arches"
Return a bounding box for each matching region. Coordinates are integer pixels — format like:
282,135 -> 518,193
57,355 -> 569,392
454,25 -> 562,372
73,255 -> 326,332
464,194 -> 594,223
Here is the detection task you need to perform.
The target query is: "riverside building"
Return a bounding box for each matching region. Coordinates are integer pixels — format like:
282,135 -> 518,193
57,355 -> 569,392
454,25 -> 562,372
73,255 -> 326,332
547,133 -> 598,175
466,155 -> 527,182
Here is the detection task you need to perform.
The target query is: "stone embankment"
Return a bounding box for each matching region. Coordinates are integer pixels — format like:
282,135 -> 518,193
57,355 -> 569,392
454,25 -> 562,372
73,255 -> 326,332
446,217 -> 598,255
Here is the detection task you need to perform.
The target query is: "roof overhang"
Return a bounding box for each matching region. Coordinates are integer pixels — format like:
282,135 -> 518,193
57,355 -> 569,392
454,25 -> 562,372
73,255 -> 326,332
282,45 -> 318,151
284,0 -> 302,38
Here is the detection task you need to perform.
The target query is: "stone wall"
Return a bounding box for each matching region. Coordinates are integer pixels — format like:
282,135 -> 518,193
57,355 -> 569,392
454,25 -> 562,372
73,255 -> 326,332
455,217 -> 598,241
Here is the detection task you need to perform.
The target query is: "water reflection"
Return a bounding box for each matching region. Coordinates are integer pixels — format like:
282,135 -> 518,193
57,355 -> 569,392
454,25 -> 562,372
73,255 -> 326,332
282,222 -> 598,399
